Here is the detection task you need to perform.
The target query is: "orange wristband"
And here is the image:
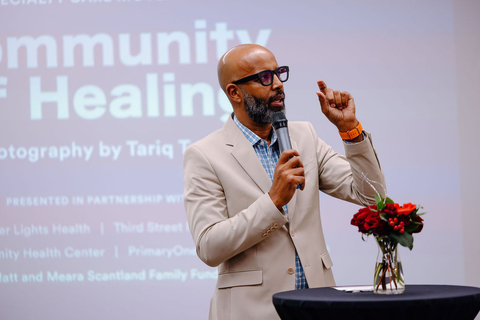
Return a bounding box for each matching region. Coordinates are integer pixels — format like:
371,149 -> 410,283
339,122 -> 363,140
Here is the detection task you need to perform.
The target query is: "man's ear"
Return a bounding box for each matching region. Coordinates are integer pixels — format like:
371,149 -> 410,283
226,84 -> 242,103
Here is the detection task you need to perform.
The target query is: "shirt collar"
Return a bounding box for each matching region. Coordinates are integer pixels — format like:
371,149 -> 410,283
233,114 -> 278,147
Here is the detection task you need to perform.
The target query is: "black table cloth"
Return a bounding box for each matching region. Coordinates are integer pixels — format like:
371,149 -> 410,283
273,284 -> 480,320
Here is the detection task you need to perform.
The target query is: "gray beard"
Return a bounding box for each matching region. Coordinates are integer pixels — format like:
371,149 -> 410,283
241,87 -> 285,125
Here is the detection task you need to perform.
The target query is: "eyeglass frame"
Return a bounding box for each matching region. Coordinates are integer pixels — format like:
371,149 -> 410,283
231,66 -> 289,86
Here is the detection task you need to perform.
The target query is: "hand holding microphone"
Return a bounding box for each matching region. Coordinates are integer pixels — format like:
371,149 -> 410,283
268,111 -> 305,211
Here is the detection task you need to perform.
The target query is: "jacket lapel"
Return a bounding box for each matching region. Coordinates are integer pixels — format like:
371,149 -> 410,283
223,115 -> 299,217
287,138 -> 298,217
224,116 -> 271,194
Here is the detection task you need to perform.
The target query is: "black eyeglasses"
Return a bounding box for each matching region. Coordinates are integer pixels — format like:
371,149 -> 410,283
232,66 -> 289,86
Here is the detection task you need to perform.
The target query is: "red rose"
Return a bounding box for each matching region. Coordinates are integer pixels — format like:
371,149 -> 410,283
351,206 -> 387,236
384,203 -> 397,215
351,207 -> 373,233
367,214 -> 388,236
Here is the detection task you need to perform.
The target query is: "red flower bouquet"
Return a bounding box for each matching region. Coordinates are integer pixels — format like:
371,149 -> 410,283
351,193 -> 425,294
351,194 -> 424,249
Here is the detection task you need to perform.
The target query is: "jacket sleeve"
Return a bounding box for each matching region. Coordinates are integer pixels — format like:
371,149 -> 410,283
183,144 -> 288,268
309,122 -> 386,206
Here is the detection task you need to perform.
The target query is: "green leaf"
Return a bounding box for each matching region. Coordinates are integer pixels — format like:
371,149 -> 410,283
404,223 -> 420,234
380,213 -> 389,222
390,232 -> 414,250
385,197 -> 395,205
375,193 -> 385,211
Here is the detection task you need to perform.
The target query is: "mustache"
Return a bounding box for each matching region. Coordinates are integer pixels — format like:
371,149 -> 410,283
268,90 -> 285,104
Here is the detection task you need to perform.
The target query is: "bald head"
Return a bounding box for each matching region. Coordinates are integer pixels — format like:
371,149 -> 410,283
217,44 -> 278,92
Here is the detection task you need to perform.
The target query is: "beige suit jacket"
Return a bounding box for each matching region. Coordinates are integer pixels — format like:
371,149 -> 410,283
183,115 -> 385,320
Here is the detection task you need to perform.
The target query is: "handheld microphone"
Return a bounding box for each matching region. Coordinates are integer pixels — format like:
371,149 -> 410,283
272,111 -> 301,189
272,111 -> 292,153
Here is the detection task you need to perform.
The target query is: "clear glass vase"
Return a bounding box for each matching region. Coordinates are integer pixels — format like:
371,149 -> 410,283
373,237 -> 405,294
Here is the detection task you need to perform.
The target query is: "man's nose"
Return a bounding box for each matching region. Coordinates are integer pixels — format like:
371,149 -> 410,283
271,74 -> 284,90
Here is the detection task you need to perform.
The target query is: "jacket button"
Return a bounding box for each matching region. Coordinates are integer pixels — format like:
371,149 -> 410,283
290,230 -> 295,237
273,223 -> 279,228
287,268 -> 295,275
262,233 -> 268,238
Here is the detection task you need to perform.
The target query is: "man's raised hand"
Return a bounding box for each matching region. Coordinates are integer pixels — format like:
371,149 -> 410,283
316,80 -> 358,132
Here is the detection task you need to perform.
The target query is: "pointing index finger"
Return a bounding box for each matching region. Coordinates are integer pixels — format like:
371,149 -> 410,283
316,80 -> 329,113
317,80 -> 328,95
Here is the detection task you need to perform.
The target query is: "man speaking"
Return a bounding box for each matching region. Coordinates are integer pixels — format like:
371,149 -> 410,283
183,44 -> 385,320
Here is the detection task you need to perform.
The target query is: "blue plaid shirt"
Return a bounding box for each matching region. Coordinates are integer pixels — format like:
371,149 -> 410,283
233,115 -> 308,290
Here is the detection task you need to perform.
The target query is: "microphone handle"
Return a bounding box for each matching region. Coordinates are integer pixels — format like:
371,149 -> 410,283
276,127 -> 292,153
275,126 -> 301,190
